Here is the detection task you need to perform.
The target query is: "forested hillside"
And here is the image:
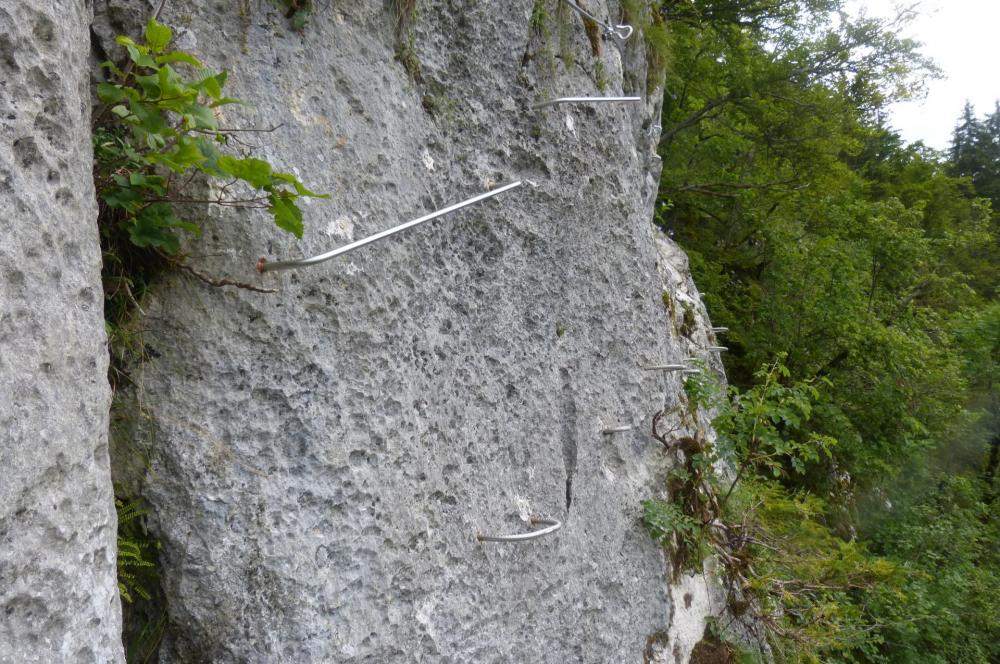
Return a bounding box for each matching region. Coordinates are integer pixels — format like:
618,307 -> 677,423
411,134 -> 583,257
649,0 -> 1000,661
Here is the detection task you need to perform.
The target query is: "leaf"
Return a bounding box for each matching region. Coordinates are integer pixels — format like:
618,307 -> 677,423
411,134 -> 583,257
119,40 -> 156,68
217,156 -> 273,188
272,172 -> 330,198
149,138 -> 205,172
128,203 -> 191,253
156,65 -> 186,101
129,221 -> 179,254
209,96 -> 243,108
199,72 -> 225,99
268,192 -> 304,238
103,186 -> 143,210
155,51 -> 203,68
127,172 -> 167,195
184,103 -> 218,130
99,60 -> 126,78
144,18 -> 173,53
134,73 -> 162,99
291,9 -> 310,31
97,82 -> 126,104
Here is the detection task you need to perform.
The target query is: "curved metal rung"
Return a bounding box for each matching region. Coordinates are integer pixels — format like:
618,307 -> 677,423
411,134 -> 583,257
710,327 -> 729,333
477,517 -> 562,543
706,346 -> 729,352
611,23 -> 634,40
602,424 -> 633,434
257,181 -> 522,273
531,96 -> 642,111
563,0 -> 634,41
643,364 -> 688,372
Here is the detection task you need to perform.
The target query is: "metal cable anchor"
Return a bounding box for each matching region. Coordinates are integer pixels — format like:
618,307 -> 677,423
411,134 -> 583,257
531,96 -> 641,111
476,517 -> 563,543
564,0 -> 634,41
257,181 -> 522,273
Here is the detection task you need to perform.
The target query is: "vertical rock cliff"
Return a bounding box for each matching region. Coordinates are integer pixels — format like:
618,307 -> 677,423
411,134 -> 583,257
87,1 -> 730,661
0,2 -> 123,662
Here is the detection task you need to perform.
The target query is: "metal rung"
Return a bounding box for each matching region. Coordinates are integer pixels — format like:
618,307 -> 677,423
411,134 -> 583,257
257,181 -> 522,273
563,0 -> 634,41
710,327 -> 729,333
680,369 -> 701,375
706,346 -> 728,352
643,364 -> 688,372
477,517 -> 562,543
531,96 -> 641,111
602,425 -> 633,434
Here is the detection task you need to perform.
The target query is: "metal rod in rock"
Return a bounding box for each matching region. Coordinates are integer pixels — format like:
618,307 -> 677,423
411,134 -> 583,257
257,181 -> 523,273
476,517 -> 563,543
531,96 -> 642,111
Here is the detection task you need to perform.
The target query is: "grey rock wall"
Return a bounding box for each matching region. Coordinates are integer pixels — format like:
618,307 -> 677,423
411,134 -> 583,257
101,1 -> 724,661
0,1 -> 123,662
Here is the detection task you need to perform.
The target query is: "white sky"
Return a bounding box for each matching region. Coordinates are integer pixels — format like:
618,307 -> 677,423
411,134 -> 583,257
846,0 -> 1000,151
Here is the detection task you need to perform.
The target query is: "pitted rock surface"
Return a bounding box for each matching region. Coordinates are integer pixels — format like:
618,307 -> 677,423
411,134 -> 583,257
108,1 -> 724,661
0,1 -> 122,662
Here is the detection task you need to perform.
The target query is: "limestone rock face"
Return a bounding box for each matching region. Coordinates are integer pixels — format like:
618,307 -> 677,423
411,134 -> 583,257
0,2 -> 122,662
110,1 -> 724,661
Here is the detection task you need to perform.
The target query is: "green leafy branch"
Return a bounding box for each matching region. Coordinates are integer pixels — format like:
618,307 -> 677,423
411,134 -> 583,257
93,18 -> 327,256
642,358 -> 892,657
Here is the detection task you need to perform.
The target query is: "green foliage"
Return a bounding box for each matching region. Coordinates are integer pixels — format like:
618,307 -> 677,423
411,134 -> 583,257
274,0 -> 313,31
715,358 -> 836,479
646,359 -> 894,659
391,0 -> 421,80
863,476 -> 1000,663
527,0 -> 558,84
642,497 -> 705,547
620,0 -> 672,91
93,18 -> 326,255
651,1 -> 1000,661
116,497 -> 158,604
681,361 -> 720,415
